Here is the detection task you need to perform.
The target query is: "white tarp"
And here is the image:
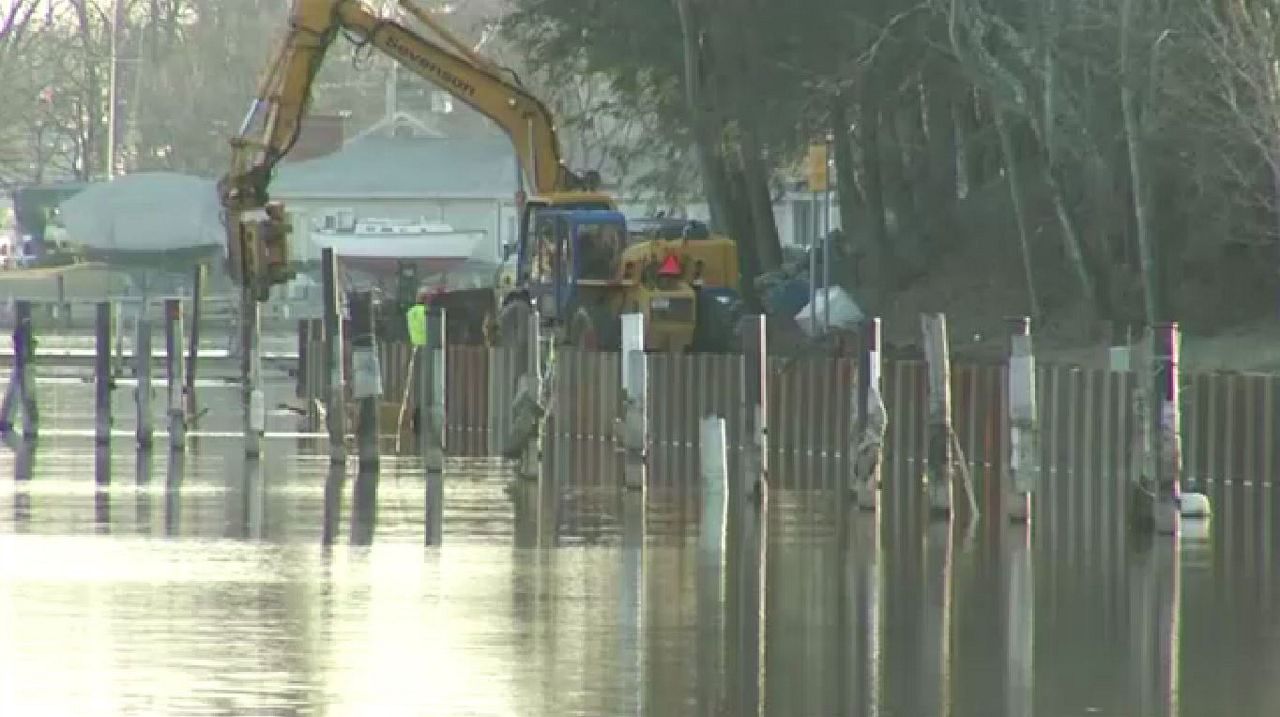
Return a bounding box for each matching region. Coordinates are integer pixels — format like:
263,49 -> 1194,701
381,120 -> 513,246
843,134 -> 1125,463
58,172 -> 224,252
795,286 -> 865,337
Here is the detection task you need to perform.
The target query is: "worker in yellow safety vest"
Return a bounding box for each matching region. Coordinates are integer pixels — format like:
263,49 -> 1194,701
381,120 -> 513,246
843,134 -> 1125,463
406,296 -> 428,347
403,288 -> 435,438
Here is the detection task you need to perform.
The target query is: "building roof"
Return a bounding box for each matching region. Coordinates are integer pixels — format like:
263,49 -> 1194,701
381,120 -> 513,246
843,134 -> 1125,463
271,133 -> 520,200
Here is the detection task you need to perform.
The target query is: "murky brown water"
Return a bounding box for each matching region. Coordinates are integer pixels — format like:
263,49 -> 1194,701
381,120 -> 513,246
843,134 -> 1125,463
1,381 -> 1278,716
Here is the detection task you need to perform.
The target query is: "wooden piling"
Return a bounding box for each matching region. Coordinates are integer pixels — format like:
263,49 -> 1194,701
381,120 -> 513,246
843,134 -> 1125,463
185,265 -> 204,423
241,289 -> 264,459
621,313 -> 648,491
422,308 -> 447,546
350,290 -> 382,472
741,315 -> 767,499
1152,321 -> 1182,534
509,305 -> 544,481
922,313 -> 954,516
853,316 -> 885,509
95,302 -> 114,446
135,314 -> 153,450
321,249 -> 347,464
164,299 -> 186,452
55,275 -> 69,329
15,300 -> 36,440
1006,316 -> 1037,522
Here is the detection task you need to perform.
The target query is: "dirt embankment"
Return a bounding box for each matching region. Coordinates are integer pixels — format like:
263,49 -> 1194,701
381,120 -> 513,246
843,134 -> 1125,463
865,187 -> 1280,374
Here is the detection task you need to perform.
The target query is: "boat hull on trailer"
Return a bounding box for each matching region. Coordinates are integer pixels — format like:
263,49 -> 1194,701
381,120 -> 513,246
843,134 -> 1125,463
308,229 -> 492,278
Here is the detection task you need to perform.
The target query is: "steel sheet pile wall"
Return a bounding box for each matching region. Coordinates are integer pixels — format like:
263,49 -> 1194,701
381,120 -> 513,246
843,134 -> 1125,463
445,345 -> 490,455
302,330 -> 1280,490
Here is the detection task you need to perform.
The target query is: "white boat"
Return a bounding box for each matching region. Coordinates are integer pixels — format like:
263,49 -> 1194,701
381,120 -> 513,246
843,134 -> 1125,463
308,215 -> 495,276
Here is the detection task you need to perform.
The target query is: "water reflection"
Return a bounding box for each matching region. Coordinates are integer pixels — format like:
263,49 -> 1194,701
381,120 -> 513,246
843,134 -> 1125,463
94,447 -> 110,530
0,436 -> 1276,715
350,467 -> 378,546
165,449 -> 183,536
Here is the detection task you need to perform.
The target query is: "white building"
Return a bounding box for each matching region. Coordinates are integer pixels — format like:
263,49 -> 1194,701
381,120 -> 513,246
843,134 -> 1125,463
271,121 -> 839,263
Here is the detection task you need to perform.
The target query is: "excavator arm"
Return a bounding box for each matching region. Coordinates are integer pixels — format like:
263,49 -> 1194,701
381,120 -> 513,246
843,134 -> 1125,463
218,0 -> 591,298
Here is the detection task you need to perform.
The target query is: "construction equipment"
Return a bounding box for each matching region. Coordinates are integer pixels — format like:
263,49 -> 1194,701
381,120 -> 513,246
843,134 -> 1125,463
217,0 -> 740,351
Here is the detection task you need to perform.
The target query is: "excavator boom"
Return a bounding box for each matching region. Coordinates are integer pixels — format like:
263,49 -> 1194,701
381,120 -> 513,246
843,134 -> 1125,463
218,0 -> 588,297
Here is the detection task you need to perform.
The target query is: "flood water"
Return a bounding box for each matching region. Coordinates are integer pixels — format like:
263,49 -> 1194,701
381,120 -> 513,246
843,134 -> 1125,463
2,381 -> 1279,716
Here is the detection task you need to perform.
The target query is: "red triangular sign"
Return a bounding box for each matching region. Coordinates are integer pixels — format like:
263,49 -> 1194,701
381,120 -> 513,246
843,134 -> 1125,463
658,254 -> 682,276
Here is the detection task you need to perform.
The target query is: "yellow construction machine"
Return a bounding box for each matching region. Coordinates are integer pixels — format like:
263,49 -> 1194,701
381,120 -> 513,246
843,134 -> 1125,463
218,0 -> 741,352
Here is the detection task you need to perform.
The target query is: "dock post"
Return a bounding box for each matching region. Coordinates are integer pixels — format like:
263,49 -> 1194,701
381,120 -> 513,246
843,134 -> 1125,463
2,300 -> 40,441
241,288 -> 264,459
114,303 -> 125,377
18,300 -> 37,440
185,265 -> 204,423
1152,322 -> 1182,534
741,314 -> 768,500
296,319 -> 309,400
164,299 -> 186,452
135,312 -> 153,451
620,313 -> 648,491
95,302 -> 114,446
422,308 -> 447,546
922,313 -> 954,517
321,248 -> 346,464
56,275 -> 69,329
1006,316 -> 1038,522
852,316 -> 886,509
350,290 -> 382,473
699,415 -> 728,557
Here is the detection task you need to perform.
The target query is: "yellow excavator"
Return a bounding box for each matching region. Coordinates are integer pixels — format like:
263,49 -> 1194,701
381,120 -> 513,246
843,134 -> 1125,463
218,0 -> 741,352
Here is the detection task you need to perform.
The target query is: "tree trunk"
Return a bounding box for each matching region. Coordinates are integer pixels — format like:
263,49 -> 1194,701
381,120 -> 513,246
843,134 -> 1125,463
672,0 -> 731,232
955,89 -> 990,191
71,0 -> 101,179
738,127 -> 783,272
832,92 -> 862,238
859,82 -> 890,272
1120,0 -> 1160,326
994,110 -> 1042,321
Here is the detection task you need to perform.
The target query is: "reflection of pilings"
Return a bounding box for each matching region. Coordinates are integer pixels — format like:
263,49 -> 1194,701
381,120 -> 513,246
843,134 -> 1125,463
619,492 -> 645,715
135,447 -> 152,486
844,512 -> 882,717
1003,525 -> 1034,717
350,466 -> 378,546
244,459 -> 267,541
697,482 -> 727,716
322,462 -> 345,547
95,447 -> 111,529
1128,534 -> 1180,717
725,479 -> 766,717
135,448 -> 153,531
12,440 -> 33,528
165,450 -> 183,537
536,417 -> 559,548
920,522 -> 954,715
511,478 -> 538,548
